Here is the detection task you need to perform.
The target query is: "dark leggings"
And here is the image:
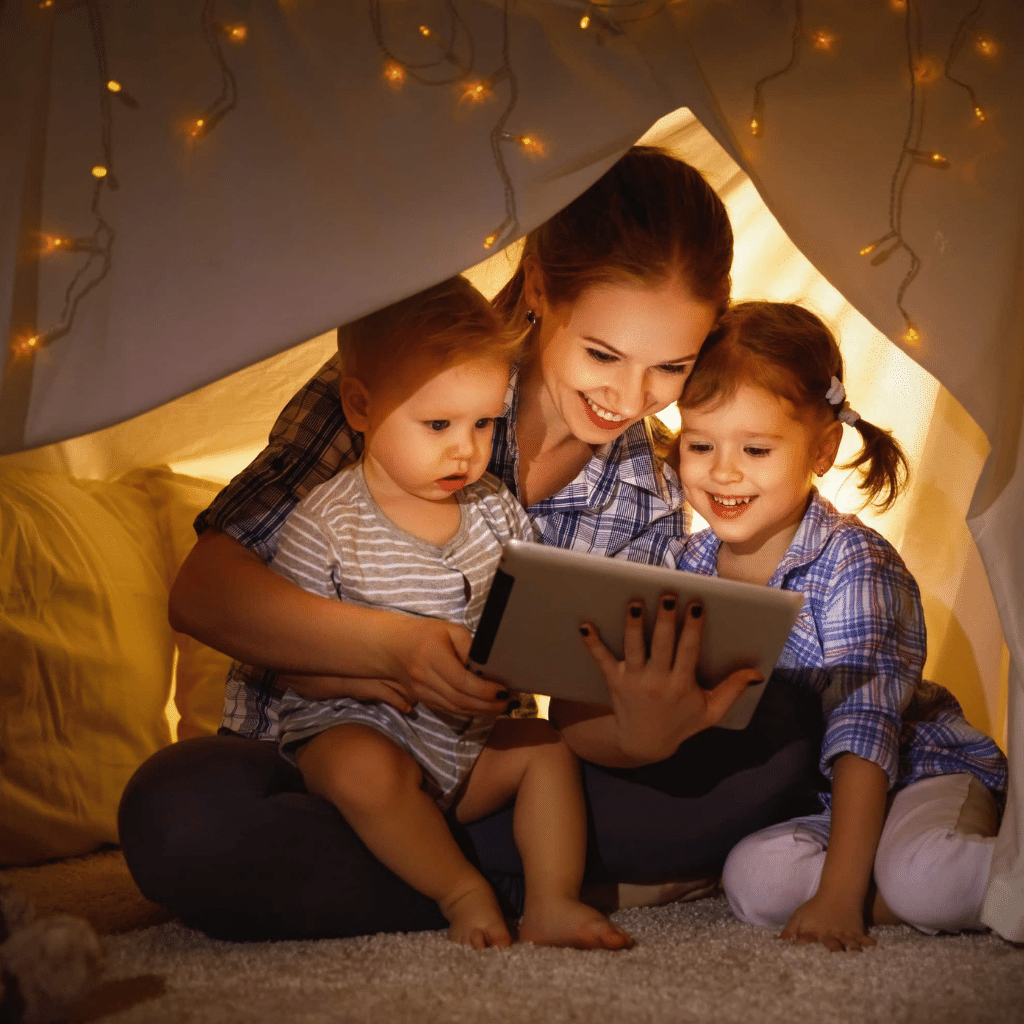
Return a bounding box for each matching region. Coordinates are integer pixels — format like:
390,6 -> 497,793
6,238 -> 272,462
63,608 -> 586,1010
118,678 -> 822,941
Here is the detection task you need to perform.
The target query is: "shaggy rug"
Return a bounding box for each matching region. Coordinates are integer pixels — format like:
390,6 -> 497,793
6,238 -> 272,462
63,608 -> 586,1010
3,850 -> 1022,1023
92,896 -> 1023,1024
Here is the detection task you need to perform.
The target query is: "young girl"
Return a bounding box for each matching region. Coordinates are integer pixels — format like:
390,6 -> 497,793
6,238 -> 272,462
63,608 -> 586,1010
271,276 -> 630,951
583,301 -> 1008,950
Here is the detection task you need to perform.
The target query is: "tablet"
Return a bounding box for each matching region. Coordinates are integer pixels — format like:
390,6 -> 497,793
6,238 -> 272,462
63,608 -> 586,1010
467,540 -> 805,731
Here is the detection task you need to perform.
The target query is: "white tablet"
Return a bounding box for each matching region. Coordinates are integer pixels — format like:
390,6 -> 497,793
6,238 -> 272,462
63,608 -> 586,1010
468,540 -> 804,731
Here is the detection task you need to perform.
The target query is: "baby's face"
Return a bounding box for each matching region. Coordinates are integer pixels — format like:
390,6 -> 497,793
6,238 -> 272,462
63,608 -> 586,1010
362,354 -> 508,503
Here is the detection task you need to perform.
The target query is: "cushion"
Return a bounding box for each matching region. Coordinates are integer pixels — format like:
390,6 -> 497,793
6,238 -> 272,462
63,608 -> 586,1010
0,468 -> 176,865
0,465 -> 230,865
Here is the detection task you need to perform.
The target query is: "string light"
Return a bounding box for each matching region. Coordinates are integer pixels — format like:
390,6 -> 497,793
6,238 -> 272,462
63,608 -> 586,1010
189,117 -> 207,138
902,326 -> 921,346
106,79 -> 121,93
858,231 -> 896,258
383,60 -> 407,88
91,165 -> 108,179
912,57 -> 939,83
38,0 -> 54,8
749,0 -> 803,138
220,22 -> 248,43
11,334 -> 44,360
888,0 -> 906,11
907,148 -> 950,168
810,28 -> 836,51
483,232 -> 499,250
580,14 -> 591,30
418,24 -> 433,38
974,34 -> 997,58
460,78 -> 493,103
973,105 -> 987,123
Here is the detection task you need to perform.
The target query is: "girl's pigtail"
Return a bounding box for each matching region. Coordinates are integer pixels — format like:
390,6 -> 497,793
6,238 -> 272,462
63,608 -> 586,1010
837,418 -> 910,513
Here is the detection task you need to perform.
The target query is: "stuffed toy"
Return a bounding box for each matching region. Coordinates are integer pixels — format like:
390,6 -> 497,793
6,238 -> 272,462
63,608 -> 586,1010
0,884 -> 103,1024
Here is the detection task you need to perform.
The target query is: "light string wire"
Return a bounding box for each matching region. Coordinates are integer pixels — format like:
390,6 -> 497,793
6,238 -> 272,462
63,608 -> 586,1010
943,0 -> 987,121
191,0 -> 240,138
371,0 -> 474,83
749,0 -> 803,137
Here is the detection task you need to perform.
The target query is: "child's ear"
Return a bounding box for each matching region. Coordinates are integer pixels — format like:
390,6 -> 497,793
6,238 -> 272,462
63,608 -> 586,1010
340,376 -> 371,432
814,420 -> 844,477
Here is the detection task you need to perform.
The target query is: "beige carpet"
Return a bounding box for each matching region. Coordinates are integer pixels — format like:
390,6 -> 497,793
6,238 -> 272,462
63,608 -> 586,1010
3,850 -> 1023,1024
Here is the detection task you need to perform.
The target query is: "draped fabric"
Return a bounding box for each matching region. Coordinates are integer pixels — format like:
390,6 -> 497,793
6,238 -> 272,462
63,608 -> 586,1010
2,1 -> 1021,936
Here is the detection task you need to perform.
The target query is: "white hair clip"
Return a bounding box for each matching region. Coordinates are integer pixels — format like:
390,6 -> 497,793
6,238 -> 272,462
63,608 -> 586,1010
826,375 -> 860,426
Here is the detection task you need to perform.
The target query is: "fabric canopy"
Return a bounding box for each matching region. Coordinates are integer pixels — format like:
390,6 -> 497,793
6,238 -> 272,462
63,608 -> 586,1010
2,1 -> 1022,937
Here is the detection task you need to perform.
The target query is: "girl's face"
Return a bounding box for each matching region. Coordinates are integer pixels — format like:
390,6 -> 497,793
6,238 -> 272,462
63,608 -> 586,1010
678,383 -> 841,566
357,354 -> 509,504
526,273 -> 717,444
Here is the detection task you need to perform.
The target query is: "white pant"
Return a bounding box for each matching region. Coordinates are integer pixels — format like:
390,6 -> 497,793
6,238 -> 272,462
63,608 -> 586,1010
722,773 -> 1000,934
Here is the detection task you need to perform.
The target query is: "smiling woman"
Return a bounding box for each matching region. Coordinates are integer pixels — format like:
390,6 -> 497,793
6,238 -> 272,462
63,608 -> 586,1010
120,146 -> 823,943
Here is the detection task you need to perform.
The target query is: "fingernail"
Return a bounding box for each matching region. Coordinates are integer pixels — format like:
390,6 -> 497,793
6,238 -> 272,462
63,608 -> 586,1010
495,689 -> 510,700
506,700 -> 521,712
748,676 -> 762,687
579,625 -> 590,637
690,603 -> 703,619
629,604 -> 643,618
662,596 -> 677,611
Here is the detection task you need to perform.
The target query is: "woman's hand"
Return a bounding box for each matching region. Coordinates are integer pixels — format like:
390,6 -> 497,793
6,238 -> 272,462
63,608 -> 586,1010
577,594 -> 761,765
780,892 -> 875,953
278,673 -> 417,714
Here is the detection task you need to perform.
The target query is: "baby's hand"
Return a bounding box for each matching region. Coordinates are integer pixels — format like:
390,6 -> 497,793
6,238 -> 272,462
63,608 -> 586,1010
780,893 -> 876,953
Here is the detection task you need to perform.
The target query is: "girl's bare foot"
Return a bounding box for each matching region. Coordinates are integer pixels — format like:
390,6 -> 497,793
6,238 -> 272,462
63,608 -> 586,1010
440,884 -> 512,949
519,896 -> 633,950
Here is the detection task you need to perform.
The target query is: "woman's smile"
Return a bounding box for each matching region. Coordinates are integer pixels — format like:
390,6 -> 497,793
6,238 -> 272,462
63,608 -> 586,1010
581,392 -> 628,428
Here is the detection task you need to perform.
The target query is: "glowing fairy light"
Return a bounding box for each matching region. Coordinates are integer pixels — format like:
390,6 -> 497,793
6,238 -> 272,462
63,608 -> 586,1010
974,106 -> 987,123
913,58 -> 940,83
859,242 -> 878,256
106,79 -> 122,93
888,0 -> 906,10
226,24 -> 247,43
40,234 -> 70,255
483,232 -> 499,250
974,35 -> 997,58
38,0 -> 54,8
902,326 -> 921,346
516,134 -> 545,157
749,118 -> 761,137
383,61 -> 406,88
418,24 -> 432,38
91,165 -> 108,179
461,79 -> 492,104
810,29 -> 836,52
11,333 -> 43,359
580,15 -> 591,29
189,117 -> 207,138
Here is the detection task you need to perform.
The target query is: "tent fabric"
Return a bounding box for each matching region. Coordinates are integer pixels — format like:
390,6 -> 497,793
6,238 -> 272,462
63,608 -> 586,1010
1,2 -> 1021,936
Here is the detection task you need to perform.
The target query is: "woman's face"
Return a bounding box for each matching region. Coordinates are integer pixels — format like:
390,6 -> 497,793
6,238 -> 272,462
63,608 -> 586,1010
527,274 -> 717,444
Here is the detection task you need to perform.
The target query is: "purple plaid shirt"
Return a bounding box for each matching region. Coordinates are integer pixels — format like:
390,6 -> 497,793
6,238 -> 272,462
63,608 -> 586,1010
678,490 -> 1007,799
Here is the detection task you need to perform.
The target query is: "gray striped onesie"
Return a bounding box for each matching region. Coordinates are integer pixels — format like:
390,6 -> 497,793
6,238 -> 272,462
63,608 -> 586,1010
274,463 -> 532,809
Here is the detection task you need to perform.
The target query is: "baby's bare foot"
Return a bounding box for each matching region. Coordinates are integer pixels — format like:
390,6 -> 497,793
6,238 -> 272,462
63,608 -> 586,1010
519,896 -> 632,950
440,884 -> 511,950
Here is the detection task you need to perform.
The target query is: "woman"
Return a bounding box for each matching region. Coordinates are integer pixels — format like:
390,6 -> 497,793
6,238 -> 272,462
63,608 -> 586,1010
119,147 -> 821,940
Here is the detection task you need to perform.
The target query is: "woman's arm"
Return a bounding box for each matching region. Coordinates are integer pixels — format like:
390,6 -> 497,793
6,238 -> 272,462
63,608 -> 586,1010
552,595 -> 760,768
779,752 -> 888,952
169,529 -> 511,716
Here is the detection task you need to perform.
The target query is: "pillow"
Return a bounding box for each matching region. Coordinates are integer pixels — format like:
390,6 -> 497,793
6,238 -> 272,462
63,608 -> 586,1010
0,468 -> 176,865
119,466 -> 232,741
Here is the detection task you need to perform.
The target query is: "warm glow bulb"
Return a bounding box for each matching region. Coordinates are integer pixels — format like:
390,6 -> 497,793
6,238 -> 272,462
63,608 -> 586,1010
383,61 -> 406,88
419,24 -> 432,38
227,24 -> 247,42
580,15 -> 590,29
106,79 -> 122,93
517,135 -> 545,156
929,152 -> 950,167
483,233 -> 498,250
974,106 -> 987,123
902,326 -> 921,345
913,58 -> 939,83
974,35 -> 997,58
888,0 -> 906,11
91,165 -> 108,178
190,118 -> 206,137
810,29 -> 836,51
750,118 -> 761,136
39,0 -> 54,8
859,242 -> 876,256
461,80 -> 491,103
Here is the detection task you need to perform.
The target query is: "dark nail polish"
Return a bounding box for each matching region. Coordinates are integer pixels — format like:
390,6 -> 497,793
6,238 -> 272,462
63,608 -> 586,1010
495,690 -> 510,700
629,604 -> 643,618
579,625 -> 590,637
662,596 -> 677,611
506,700 -> 521,712
690,603 -> 703,619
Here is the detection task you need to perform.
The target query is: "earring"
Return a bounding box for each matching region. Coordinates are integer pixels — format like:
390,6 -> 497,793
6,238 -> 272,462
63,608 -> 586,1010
525,309 -> 537,326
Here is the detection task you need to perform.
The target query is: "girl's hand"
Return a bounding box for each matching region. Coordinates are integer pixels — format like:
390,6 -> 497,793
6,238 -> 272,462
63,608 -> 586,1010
379,614 -> 512,717
579,594 -> 762,764
780,892 -> 876,953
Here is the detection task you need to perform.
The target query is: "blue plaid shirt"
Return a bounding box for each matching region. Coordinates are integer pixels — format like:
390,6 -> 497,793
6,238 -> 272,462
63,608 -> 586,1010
678,490 -> 1007,799
200,354 -> 688,739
